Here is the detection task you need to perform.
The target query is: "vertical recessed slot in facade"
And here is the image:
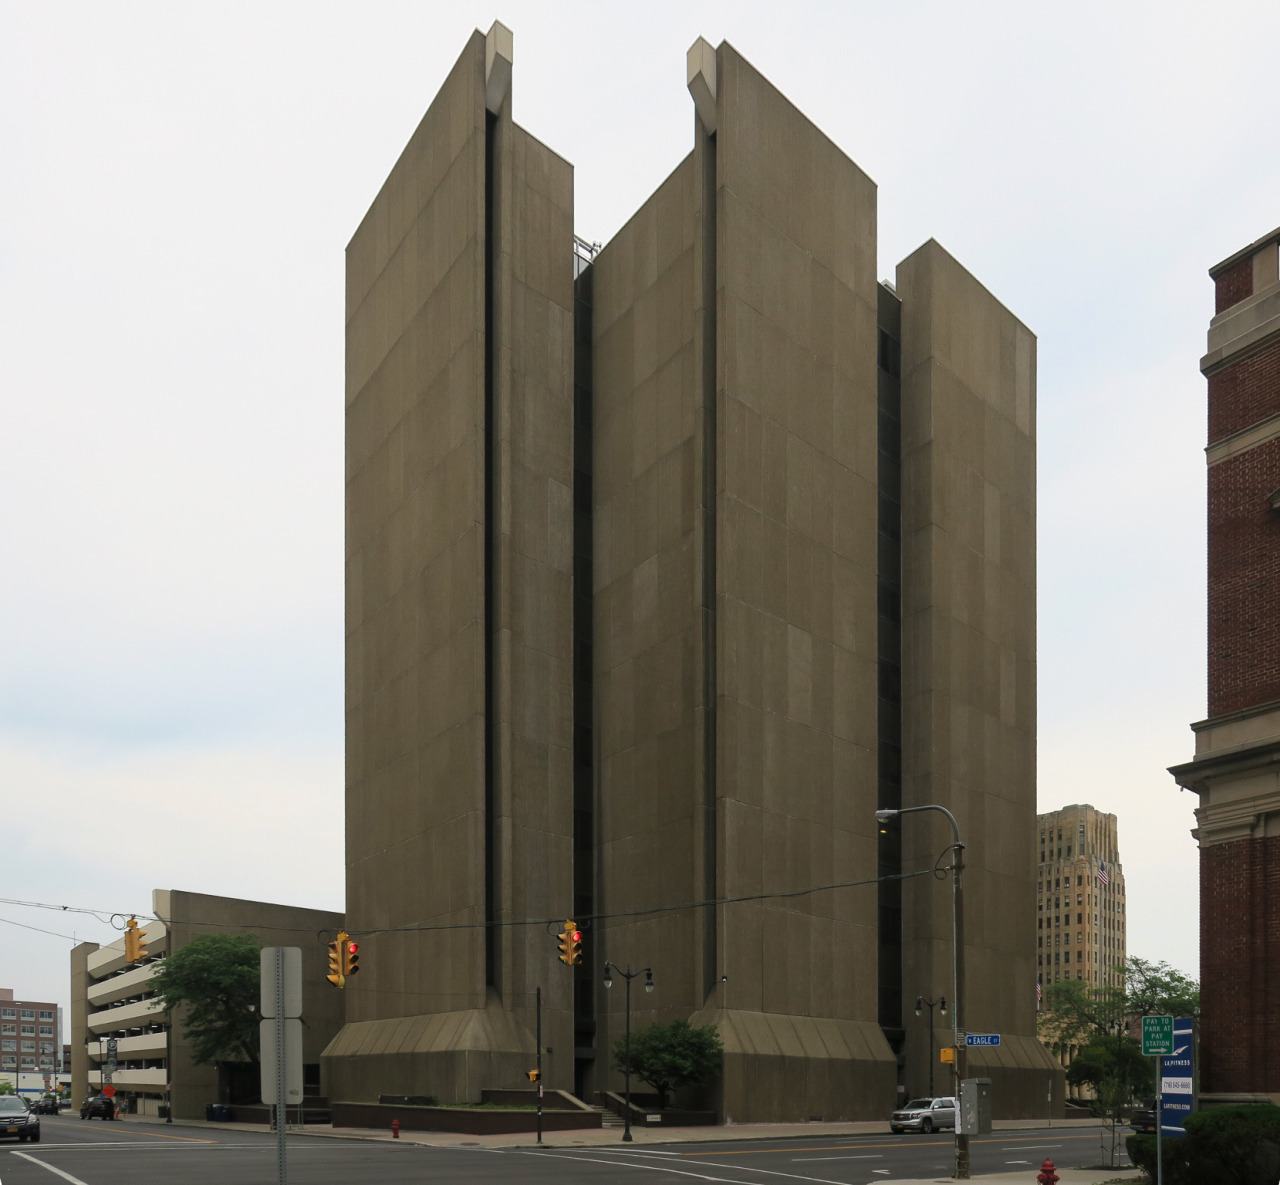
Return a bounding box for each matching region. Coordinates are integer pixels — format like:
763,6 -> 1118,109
482,107 -> 498,988
572,240 -> 597,1097
876,284 -> 903,1048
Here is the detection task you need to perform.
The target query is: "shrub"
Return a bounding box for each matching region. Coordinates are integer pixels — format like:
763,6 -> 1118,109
1126,1133 -> 1190,1184
1182,1104 -> 1280,1185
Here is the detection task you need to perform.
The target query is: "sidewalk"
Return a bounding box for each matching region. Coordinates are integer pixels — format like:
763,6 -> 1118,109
147,1113 -> 1143,1180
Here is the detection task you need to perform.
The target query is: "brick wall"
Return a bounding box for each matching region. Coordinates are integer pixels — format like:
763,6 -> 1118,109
1208,338 -> 1280,444
1215,256 -> 1254,314
1200,836 -> 1280,1093
1207,434 -> 1280,718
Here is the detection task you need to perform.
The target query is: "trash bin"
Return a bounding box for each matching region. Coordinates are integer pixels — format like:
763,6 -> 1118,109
205,1104 -> 232,1122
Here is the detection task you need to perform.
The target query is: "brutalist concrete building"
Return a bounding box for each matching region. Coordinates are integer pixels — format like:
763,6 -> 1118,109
323,23 -> 1059,1121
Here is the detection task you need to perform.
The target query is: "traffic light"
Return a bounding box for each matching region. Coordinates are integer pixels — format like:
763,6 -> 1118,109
526,1069 -> 540,1082
556,920 -> 582,966
123,917 -> 147,963
342,936 -> 360,979
327,933 -> 346,988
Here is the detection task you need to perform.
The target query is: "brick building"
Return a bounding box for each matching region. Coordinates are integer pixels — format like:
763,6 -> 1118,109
0,988 -> 61,1094
1170,226 -> 1280,1099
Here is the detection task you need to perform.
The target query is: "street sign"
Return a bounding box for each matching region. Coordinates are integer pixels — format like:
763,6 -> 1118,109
941,1047 -> 955,1064
965,1034 -> 1001,1047
259,1017 -> 304,1104
260,947 -> 303,1019
101,1084 -> 116,1098
1142,1015 -> 1174,1056
1160,1017 -> 1195,1139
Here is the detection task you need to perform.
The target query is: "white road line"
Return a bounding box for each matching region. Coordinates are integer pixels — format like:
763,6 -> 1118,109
1000,1144 -> 1061,1150
792,1154 -> 883,1162
497,1147 -> 765,1184
11,1152 -> 92,1185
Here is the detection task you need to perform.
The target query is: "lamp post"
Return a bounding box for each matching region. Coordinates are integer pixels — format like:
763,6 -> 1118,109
602,962 -> 653,1143
877,805 -> 968,1180
915,994 -> 947,1098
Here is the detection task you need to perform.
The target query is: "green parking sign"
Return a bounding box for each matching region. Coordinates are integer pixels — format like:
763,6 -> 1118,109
1142,1015 -> 1174,1056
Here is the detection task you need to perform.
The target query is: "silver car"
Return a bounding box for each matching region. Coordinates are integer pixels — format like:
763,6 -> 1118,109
890,1096 -> 956,1133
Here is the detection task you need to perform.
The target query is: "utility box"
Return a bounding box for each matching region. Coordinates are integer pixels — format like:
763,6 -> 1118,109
958,1078 -> 992,1135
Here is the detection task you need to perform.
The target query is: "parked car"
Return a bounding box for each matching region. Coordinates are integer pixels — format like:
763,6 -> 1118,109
890,1096 -> 957,1133
29,1095 -> 60,1115
1130,1100 -> 1157,1133
0,1095 -> 40,1143
80,1094 -> 116,1120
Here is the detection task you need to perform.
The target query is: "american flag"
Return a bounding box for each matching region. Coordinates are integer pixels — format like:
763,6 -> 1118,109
1097,861 -> 1109,887
1036,981 -> 1042,1008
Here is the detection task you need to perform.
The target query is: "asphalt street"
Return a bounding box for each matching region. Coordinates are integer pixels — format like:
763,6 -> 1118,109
1,1116 -> 1128,1185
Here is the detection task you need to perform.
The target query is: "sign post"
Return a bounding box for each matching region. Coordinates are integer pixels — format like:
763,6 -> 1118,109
261,948 -> 303,1185
1141,1016 -> 1175,1185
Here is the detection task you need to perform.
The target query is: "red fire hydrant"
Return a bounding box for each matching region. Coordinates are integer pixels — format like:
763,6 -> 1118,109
391,1118 -> 400,1139
1036,1159 -> 1058,1185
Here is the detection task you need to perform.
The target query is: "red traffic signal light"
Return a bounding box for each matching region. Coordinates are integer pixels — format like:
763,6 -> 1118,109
557,920 -> 582,966
343,940 -> 361,978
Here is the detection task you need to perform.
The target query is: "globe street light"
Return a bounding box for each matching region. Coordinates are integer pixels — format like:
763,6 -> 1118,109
603,962 -> 653,1142
915,994 -> 947,1097
877,805 -> 968,1180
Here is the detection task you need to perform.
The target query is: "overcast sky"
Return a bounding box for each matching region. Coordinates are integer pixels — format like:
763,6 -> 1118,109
5,0 -> 1276,1033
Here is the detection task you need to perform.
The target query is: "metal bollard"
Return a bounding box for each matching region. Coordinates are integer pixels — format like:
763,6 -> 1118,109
391,1118 -> 400,1139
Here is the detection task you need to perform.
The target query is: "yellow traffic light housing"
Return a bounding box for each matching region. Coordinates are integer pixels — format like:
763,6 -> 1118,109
342,936 -> 360,979
327,933 -> 346,988
556,920 -> 582,966
123,917 -> 147,963
526,1069 -> 540,1082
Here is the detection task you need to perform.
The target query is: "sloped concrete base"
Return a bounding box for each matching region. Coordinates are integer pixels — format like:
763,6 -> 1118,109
688,1007 -> 898,1123
321,997 -> 534,1104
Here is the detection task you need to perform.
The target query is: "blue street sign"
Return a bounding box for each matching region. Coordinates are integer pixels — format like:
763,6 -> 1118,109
1159,1017 -> 1195,1139
965,1034 -> 1001,1047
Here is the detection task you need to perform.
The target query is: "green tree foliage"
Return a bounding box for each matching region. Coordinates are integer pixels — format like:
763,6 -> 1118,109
0,1080 -> 13,1095
1125,957 -> 1199,1018
611,1019 -> 723,1109
150,933 -> 262,1066
1064,1038 -> 1154,1098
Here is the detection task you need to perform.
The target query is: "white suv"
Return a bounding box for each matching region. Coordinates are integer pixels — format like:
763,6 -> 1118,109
890,1096 -> 957,1133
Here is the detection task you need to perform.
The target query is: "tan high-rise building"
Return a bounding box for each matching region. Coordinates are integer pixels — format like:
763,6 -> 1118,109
1035,805 -> 1127,994
325,22 -> 1061,1122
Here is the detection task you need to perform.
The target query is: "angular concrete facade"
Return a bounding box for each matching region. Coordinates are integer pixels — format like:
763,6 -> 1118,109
329,25 -> 1059,1121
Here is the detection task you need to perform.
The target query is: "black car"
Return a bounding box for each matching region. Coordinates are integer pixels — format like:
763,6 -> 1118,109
30,1095 -> 60,1115
0,1095 -> 40,1143
80,1094 -> 116,1120
1130,1099 -> 1157,1133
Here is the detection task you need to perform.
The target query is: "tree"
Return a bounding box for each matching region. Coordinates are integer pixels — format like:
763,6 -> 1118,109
611,1019 -> 723,1109
1125,957 -> 1199,1017
0,1080 -> 13,1095
1065,1038 -> 1154,1098
150,933 -> 261,1066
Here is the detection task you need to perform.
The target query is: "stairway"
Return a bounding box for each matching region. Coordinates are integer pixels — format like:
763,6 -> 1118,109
590,1103 -> 626,1129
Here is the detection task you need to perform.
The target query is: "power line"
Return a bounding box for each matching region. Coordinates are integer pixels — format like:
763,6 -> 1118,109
1,864 -> 944,942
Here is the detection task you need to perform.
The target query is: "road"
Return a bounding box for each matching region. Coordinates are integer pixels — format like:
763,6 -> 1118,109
1,1115 -> 1127,1184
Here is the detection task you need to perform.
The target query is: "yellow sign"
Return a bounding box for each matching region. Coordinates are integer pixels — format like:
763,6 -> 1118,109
940,1047 -> 956,1064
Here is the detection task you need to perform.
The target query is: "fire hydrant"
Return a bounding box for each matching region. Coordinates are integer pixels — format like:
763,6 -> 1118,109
1036,1158 -> 1058,1185
391,1118 -> 400,1139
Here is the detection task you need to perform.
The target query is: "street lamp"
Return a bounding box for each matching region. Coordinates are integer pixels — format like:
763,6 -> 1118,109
603,962 -> 653,1143
877,805 -> 968,1180
915,994 -> 947,1098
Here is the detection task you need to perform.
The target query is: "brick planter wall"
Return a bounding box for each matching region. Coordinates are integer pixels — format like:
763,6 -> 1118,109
330,1101 -> 602,1135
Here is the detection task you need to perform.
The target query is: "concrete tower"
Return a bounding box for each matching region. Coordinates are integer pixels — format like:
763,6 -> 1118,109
325,24 -> 1059,1121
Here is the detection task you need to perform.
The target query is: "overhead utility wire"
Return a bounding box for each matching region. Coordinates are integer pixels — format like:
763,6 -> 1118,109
1,864 -> 945,940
